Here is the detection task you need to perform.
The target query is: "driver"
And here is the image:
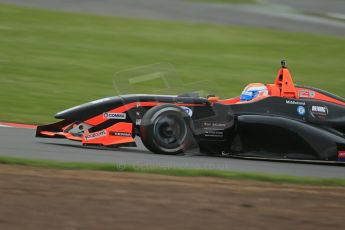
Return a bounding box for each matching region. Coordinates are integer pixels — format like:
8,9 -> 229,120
240,83 -> 269,102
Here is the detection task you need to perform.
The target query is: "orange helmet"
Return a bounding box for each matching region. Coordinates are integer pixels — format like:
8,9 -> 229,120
240,83 -> 269,102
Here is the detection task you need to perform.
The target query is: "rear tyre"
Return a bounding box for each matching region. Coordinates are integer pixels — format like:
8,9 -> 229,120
140,104 -> 193,155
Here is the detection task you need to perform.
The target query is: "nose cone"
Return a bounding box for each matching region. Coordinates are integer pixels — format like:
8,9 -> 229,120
55,96 -> 124,121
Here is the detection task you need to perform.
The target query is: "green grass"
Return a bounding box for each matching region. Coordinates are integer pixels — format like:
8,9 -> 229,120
0,155 -> 344,186
0,4 -> 344,124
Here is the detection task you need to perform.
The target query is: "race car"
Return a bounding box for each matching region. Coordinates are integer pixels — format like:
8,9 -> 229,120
36,61 -> 345,162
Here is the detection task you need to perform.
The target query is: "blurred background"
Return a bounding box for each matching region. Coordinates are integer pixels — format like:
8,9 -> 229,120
0,0 -> 344,123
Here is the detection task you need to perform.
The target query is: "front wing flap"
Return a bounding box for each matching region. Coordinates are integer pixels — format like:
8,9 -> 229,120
36,120 -> 136,147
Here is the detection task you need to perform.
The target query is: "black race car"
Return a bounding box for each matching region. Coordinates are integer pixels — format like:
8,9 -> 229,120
36,61 -> 345,162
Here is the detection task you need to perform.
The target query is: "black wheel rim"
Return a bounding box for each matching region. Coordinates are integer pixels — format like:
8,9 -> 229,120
153,114 -> 187,150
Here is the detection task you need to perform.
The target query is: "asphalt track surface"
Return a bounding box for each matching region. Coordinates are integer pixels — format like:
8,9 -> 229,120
0,124 -> 344,178
1,0 -> 345,36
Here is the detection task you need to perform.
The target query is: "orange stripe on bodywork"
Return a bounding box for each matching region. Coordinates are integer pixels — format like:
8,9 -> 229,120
219,97 -> 241,105
40,131 -> 57,137
85,101 -> 206,126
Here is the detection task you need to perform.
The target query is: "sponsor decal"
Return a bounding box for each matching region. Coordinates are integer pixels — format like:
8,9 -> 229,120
338,151 -> 345,161
203,122 -> 226,128
103,112 -> 126,120
297,106 -> 306,116
202,122 -> 226,137
84,130 -> 107,141
312,106 -> 328,114
338,150 -> 345,160
211,123 -> 226,127
112,132 -> 131,137
298,90 -> 315,98
203,122 -> 212,127
286,100 -> 306,106
310,105 -> 328,119
181,106 -> 193,117
204,130 -> 224,138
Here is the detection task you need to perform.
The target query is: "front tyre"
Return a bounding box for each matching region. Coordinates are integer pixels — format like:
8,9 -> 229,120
140,104 -> 193,155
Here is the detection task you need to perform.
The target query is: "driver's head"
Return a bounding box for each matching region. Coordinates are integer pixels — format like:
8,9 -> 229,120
240,83 -> 268,102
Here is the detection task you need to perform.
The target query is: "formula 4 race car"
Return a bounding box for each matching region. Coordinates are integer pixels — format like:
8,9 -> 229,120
36,61 -> 345,162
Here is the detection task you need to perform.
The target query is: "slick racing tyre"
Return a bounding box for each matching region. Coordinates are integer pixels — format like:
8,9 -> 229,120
140,104 -> 194,155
